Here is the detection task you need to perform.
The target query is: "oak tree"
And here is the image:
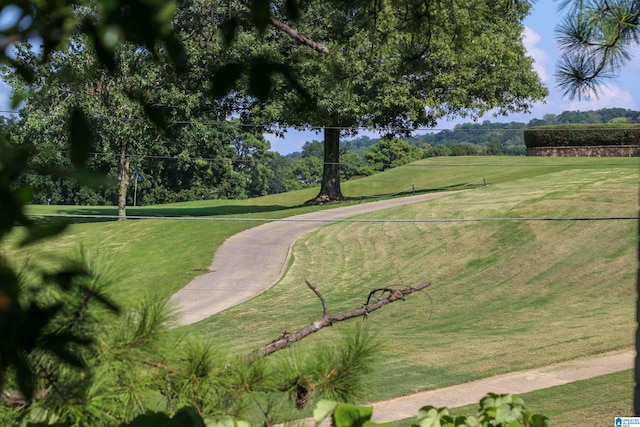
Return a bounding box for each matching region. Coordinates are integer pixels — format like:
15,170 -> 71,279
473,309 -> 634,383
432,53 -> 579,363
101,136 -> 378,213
250,0 -> 548,202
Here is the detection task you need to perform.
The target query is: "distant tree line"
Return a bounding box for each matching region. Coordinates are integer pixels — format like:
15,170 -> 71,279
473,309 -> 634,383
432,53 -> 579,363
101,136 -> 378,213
3,108 -> 638,206
527,108 -> 640,126
339,108 -> 640,158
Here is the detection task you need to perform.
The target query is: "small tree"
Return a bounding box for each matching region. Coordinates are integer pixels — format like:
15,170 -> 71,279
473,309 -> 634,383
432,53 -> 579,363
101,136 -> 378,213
5,37 -> 168,218
340,151 -> 373,180
365,138 -> 424,171
486,140 -> 505,155
425,144 -> 453,158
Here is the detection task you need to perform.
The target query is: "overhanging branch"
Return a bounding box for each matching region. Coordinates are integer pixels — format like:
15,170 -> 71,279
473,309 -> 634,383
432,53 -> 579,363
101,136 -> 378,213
239,0 -> 330,55
268,15 -> 330,54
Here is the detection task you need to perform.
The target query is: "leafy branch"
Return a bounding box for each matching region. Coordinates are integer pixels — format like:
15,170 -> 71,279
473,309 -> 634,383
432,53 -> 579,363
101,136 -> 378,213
313,393 -> 551,427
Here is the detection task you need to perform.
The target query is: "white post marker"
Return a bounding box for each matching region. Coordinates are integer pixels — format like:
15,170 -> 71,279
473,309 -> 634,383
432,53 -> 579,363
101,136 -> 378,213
134,172 -> 142,207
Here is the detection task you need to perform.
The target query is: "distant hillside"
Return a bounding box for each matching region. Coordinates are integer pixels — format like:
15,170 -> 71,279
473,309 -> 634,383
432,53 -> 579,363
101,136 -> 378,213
334,108 -> 640,157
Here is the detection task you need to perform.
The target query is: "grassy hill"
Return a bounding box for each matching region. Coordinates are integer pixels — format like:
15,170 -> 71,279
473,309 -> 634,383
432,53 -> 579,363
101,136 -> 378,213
9,156 -> 639,411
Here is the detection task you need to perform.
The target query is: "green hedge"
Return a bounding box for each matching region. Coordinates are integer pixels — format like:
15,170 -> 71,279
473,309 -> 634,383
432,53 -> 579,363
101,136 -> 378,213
524,124 -> 640,148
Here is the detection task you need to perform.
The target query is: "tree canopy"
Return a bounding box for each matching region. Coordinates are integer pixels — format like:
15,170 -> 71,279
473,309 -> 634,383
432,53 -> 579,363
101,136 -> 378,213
364,138 -> 424,170
2,0 -> 549,206
228,0 -> 548,202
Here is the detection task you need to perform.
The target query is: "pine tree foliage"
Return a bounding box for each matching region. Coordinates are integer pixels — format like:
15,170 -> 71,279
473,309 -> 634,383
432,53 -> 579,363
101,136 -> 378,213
0,253 -> 383,425
556,0 -> 639,99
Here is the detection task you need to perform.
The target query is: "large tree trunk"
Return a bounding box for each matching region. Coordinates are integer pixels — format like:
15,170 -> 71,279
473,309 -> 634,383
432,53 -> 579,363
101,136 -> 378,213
118,140 -> 130,220
307,127 -> 344,204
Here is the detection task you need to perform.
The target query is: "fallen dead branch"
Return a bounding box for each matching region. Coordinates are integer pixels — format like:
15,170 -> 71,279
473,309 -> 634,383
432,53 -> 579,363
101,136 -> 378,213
255,280 -> 432,357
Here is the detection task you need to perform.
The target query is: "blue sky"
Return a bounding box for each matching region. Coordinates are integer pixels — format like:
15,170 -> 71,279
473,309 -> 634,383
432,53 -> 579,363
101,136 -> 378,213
0,0 -> 637,154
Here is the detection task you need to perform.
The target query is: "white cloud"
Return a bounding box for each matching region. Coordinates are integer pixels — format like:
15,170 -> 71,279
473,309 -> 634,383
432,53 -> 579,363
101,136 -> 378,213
563,84 -> 638,111
522,26 -> 550,83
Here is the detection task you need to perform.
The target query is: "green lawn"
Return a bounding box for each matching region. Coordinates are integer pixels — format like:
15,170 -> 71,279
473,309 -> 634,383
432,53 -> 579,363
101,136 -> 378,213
8,156 -> 639,405
178,158 -> 639,402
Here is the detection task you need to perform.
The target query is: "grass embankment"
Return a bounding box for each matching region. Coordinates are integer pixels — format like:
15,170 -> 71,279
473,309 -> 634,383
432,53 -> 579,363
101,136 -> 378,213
9,156 -> 639,415
17,156 -> 608,300
190,158 -> 637,403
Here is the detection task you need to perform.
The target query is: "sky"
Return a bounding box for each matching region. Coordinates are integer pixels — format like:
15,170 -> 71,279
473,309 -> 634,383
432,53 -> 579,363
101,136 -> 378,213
0,0 -> 638,154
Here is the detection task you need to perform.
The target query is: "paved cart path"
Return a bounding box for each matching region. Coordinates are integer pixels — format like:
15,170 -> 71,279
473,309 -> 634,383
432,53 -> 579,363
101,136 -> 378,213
366,348 -> 634,423
289,349 -> 633,426
170,191 -> 459,326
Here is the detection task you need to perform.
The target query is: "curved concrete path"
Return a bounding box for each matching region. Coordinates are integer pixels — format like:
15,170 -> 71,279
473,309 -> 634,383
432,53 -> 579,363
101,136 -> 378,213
170,191 -> 459,326
168,192 -> 635,424
367,348 -> 634,423
294,348 -> 634,426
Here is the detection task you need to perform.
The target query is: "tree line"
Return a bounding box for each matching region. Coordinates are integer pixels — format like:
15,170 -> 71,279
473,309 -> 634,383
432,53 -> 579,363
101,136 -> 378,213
4,107 -> 638,207
342,108 -> 640,156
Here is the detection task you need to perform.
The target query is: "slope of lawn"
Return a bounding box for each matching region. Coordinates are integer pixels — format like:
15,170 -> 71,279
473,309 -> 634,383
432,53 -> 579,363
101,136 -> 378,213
177,157 -> 638,404
25,156 -> 632,216
8,156 -> 639,405
16,156 -> 627,301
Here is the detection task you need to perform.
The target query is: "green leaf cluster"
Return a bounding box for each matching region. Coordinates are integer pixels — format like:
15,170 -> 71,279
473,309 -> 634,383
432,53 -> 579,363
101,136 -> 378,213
314,400 -> 394,427
313,393 -> 550,427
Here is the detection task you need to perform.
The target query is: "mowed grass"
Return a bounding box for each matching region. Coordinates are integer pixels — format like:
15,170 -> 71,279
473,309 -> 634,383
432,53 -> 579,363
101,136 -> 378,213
7,156 -> 639,402
178,158 -> 638,403
14,156 -> 606,301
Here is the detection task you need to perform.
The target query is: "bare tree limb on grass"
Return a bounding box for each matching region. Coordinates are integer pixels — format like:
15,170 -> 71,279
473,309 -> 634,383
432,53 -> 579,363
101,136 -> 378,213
255,280 -> 432,357
305,279 -> 328,318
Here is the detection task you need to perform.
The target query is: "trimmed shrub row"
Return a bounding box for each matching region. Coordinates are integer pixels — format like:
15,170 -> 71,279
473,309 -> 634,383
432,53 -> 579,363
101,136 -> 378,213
524,124 -> 640,148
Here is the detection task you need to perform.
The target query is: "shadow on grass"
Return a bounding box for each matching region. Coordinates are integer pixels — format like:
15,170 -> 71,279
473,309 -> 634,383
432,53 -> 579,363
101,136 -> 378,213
30,203 -> 303,226
30,184 -> 472,226
354,181 -> 484,203
127,204 -> 298,217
